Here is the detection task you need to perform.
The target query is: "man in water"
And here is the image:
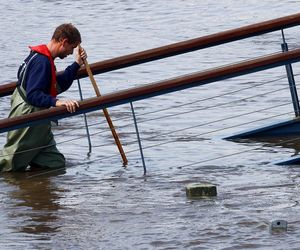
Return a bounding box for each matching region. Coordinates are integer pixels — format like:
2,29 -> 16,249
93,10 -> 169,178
0,23 -> 87,172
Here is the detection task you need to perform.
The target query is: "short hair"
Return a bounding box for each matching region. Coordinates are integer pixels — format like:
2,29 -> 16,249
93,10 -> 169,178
52,23 -> 81,44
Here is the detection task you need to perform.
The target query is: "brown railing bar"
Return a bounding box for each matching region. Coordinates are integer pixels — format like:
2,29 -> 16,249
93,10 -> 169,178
1,13 -> 300,97
76,13 -> 300,77
1,48 -> 300,133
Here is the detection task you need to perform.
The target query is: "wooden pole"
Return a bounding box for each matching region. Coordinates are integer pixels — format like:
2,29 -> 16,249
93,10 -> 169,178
79,46 -> 128,166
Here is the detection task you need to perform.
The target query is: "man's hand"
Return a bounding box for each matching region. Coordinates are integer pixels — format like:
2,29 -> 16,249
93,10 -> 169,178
55,99 -> 79,113
75,46 -> 87,66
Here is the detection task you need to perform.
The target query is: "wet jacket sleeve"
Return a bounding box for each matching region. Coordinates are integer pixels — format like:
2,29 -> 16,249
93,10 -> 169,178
56,62 -> 80,93
25,56 -> 57,108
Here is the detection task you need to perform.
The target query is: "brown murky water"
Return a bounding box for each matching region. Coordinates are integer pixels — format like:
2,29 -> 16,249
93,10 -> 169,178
1,1 -> 300,249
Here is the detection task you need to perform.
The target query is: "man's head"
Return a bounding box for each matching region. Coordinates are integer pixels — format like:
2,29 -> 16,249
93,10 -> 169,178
51,23 -> 81,59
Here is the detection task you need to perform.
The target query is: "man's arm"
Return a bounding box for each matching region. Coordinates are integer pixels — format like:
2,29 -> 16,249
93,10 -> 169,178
56,46 -> 87,93
56,62 -> 80,93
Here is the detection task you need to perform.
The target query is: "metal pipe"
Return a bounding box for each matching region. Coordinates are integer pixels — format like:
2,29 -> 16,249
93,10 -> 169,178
281,30 -> 300,117
1,48 -> 300,133
130,102 -> 147,175
1,13 -> 300,97
77,79 -> 92,155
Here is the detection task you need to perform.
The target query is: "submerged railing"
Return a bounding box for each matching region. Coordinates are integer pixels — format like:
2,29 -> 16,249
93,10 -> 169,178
1,13 -> 300,172
1,13 -> 300,97
1,48 -> 300,132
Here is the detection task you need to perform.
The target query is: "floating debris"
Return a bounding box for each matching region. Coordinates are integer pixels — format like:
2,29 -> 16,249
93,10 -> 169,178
186,183 -> 217,198
270,220 -> 288,232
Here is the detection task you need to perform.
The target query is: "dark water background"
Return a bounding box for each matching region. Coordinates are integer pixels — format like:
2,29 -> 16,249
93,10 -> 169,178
1,1 -> 300,249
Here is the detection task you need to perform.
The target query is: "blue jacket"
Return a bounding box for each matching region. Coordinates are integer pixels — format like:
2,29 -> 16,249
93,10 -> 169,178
18,52 -> 80,107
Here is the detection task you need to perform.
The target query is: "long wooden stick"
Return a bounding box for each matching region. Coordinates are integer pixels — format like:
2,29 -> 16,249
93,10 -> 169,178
79,46 -> 128,166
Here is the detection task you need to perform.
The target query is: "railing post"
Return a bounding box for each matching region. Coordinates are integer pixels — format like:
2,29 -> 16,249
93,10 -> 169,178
281,29 -> 300,117
77,79 -> 92,155
130,102 -> 147,175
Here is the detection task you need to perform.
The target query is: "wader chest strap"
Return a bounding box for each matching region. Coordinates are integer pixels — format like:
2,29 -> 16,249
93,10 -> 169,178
17,52 -> 38,103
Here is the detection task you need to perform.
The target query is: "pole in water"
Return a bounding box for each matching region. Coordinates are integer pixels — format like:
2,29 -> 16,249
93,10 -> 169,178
281,29 -> 300,117
77,78 -> 92,155
130,102 -> 147,175
79,45 -> 128,166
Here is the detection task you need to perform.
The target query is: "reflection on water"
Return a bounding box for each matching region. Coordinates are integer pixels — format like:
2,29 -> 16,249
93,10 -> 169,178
230,136 -> 300,156
1,170 -> 66,238
1,0 -> 300,249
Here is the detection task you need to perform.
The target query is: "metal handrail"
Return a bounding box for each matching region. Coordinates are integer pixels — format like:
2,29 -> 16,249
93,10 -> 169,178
1,48 -> 300,133
1,12 -> 300,97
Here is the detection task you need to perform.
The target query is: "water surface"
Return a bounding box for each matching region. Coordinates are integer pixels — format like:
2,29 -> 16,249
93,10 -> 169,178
1,1 -> 300,249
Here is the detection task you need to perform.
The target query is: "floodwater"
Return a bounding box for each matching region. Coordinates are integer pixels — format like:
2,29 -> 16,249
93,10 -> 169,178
1,1 -> 300,249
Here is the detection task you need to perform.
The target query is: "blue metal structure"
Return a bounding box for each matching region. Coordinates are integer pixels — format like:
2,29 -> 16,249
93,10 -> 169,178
221,28 -> 300,165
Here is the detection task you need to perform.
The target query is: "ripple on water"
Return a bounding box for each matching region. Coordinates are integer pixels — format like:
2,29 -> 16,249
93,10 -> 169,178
1,1 -> 300,249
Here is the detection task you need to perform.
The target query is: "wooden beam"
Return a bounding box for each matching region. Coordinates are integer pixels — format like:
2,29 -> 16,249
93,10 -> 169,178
1,13 -> 300,97
1,48 -> 300,133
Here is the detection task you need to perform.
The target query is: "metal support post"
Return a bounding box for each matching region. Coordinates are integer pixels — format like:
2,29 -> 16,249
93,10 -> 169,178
281,29 -> 300,117
77,79 -> 92,155
130,102 -> 147,175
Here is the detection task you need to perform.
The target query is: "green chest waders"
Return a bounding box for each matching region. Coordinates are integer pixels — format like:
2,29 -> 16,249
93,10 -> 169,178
0,55 -> 65,172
